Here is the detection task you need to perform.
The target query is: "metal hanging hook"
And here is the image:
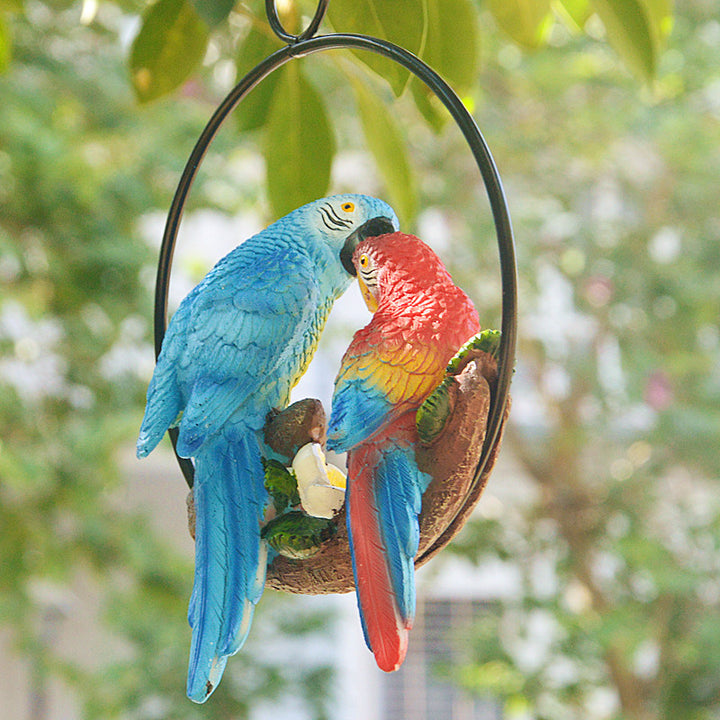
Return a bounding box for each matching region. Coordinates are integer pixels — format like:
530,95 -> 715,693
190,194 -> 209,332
265,0 -> 329,44
155,8 -> 517,581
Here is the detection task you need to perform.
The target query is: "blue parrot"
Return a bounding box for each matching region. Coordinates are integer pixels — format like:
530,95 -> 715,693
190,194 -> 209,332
136,195 -> 398,702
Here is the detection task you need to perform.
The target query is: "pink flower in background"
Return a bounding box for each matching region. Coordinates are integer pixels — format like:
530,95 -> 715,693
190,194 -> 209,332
584,276 -> 614,308
645,371 -> 674,410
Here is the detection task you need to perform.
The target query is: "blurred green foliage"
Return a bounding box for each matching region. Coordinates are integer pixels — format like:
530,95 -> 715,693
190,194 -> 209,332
0,8 -> 335,719
4,0 -> 720,719
0,0 -> 673,221
439,1 -> 720,718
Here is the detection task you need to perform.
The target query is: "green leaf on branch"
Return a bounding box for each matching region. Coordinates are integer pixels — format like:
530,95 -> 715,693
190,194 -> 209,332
265,64 -> 335,219
235,23 -> 283,133
590,0 -> 662,81
411,0 -> 480,131
642,0 -> 673,60
487,0 -> 553,49
130,0 -> 209,103
421,0 -> 479,92
352,79 -> 417,224
554,0 -> 592,32
263,458 -> 300,514
411,85 -> 448,133
328,0 -> 425,96
190,0 -> 235,27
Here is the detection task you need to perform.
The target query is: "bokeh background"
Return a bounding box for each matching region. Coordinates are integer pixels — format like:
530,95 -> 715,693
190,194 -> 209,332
1,1 -> 719,718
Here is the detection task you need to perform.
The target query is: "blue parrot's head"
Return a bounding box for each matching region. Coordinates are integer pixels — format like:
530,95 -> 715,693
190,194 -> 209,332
293,194 -> 399,279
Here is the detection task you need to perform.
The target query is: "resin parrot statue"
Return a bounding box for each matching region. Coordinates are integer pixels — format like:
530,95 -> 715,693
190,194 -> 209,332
136,195 -> 398,702
327,232 -> 480,672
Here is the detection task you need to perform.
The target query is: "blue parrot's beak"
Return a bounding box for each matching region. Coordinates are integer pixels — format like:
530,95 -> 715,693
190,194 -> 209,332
341,217 -> 395,276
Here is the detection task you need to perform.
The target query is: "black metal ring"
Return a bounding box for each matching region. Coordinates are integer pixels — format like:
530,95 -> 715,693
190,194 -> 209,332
154,32 -> 517,564
265,0 -> 329,44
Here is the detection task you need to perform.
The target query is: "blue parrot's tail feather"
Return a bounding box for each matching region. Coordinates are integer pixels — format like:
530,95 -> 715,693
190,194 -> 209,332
216,434 -> 268,657
186,432 -> 268,703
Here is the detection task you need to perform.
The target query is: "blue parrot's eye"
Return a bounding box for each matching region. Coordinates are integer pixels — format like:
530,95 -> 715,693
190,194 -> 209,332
320,203 -> 352,231
341,202 -> 355,213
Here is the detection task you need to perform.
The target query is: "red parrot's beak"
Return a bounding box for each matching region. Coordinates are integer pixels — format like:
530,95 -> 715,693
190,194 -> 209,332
358,275 -> 379,313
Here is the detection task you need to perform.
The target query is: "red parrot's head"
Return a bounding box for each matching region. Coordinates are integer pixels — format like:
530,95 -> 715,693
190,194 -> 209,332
352,232 -> 456,313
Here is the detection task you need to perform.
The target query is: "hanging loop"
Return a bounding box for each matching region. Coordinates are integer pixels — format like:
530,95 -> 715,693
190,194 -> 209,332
156,30 -> 517,575
265,0 -> 329,44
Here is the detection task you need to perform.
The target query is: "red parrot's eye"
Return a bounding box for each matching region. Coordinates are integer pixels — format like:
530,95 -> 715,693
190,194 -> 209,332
342,202 -> 355,212
359,254 -> 369,268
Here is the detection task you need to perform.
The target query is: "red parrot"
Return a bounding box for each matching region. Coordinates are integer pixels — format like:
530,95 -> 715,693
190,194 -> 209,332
327,232 -> 480,672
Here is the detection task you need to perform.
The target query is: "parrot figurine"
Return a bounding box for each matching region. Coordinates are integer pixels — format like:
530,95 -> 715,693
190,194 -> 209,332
327,232 -> 480,672
136,195 -> 398,702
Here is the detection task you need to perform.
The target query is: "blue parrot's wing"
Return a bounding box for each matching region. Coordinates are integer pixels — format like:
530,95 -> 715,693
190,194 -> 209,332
139,240 -> 319,457
327,372 -> 393,453
136,297 -> 194,457
174,349 -> 265,458
327,323 -> 444,454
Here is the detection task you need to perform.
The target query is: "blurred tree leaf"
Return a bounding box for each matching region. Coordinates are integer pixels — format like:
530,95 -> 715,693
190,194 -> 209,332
190,0 -> 235,27
235,23 -> 283,133
352,79 -> 417,224
0,15 -> 10,73
643,0 -> 674,58
265,64 -> 335,218
411,0 -> 480,131
590,0 -> 659,81
327,0 -> 426,95
554,0 -> 592,31
130,0 -> 209,103
421,0 -> 479,92
487,0 -> 553,49
411,83 -> 447,133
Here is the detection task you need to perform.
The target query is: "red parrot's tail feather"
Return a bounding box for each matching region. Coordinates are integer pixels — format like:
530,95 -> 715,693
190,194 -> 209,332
348,446 -> 409,672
